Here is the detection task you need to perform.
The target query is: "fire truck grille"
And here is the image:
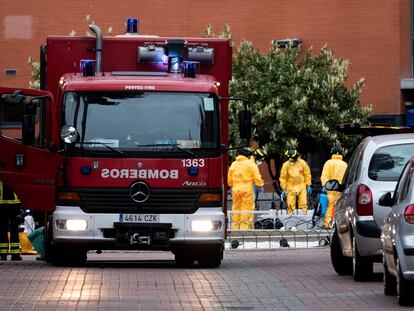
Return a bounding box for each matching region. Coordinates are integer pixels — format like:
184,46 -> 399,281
76,188 -> 205,214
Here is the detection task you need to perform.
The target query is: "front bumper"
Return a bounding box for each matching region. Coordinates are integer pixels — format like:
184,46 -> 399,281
52,205 -> 225,249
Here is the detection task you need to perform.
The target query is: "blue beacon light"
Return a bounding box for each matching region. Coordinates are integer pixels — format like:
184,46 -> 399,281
183,61 -> 198,78
126,18 -> 138,33
80,59 -> 96,77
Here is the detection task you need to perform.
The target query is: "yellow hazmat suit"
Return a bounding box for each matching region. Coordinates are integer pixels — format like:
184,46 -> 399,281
279,158 -> 312,215
228,155 -> 264,229
320,154 -> 347,228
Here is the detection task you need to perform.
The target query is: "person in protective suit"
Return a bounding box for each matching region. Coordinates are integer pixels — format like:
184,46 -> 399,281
249,148 -> 267,203
279,148 -> 312,215
228,147 -> 264,229
0,182 -> 22,261
320,146 -> 348,229
251,148 -> 267,166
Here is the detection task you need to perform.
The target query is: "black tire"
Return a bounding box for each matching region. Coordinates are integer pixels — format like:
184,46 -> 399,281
175,252 -> 195,267
51,248 -> 87,267
352,237 -> 373,282
397,258 -> 414,306
44,217 -> 57,264
383,258 -> 397,296
330,228 -> 352,275
197,244 -> 223,268
44,217 -> 87,266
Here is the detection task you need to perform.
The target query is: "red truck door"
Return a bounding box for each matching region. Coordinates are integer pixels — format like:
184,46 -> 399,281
0,87 -> 58,211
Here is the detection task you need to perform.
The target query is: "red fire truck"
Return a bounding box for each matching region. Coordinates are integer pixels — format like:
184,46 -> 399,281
0,19 -> 250,267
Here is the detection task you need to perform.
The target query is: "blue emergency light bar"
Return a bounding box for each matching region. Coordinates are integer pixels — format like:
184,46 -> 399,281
80,59 -> 96,77
183,61 -> 199,78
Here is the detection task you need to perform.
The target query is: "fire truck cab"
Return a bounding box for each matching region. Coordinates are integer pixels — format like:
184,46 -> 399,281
0,19 -> 249,267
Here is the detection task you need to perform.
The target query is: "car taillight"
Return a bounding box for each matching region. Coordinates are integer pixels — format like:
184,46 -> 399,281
404,204 -> 414,224
356,184 -> 373,216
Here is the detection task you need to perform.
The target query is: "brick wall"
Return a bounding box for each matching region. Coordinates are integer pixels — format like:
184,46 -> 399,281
0,0 -> 410,115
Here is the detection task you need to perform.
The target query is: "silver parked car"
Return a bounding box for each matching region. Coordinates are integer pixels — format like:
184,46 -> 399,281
380,155 -> 414,306
329,133 -> 414,281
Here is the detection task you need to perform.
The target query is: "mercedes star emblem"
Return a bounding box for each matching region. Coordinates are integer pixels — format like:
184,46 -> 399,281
129,181 -> 150,203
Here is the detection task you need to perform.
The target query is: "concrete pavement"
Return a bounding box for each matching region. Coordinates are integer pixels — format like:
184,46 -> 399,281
0,248 -> 404,310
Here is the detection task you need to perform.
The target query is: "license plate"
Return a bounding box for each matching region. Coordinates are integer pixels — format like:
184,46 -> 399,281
120,214 -> 160,223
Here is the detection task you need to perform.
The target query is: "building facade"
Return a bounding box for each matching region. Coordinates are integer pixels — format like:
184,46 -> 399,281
1,0 -> 412,125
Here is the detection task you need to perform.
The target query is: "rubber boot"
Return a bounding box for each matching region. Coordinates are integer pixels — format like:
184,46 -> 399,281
0,255 -> 7,261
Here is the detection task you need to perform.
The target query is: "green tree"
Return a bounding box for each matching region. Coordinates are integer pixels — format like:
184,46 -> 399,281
27,56 -> 40,89
229,41 -> 372,191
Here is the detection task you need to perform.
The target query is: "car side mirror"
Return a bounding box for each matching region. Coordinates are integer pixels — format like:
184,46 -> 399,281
379,192 -> 394,207
325,179 -> 343,192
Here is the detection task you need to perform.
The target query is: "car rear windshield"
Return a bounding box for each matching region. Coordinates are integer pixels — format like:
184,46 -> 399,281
368,143 -> 414,181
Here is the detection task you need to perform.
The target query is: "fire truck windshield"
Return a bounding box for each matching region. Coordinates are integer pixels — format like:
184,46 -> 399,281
62,91 -> 219,154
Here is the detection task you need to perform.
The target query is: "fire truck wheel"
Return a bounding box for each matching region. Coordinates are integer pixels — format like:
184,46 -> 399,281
44,217 -> 57,264
175,252 -> 195,267
51,248 -> 87,267
197,244 -> 223,268
44,217 -> 87,266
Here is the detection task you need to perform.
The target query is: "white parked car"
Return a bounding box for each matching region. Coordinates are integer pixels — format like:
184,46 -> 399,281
329,133 -> 414,281
380,155 -> 414,306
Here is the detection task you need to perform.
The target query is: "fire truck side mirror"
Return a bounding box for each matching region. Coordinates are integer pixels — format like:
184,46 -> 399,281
239,110 -> 252,140
60,125 -> 79,144
4,90 -> 25,105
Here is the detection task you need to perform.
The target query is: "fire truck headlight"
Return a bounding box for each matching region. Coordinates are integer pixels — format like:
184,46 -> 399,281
56,219 -> 88,231
60,125 -> 79,144
191,220 -> 221,232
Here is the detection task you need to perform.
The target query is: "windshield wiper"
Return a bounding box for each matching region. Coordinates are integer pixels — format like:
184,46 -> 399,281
79,141 -> 126,156
135,143 -> 197,157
